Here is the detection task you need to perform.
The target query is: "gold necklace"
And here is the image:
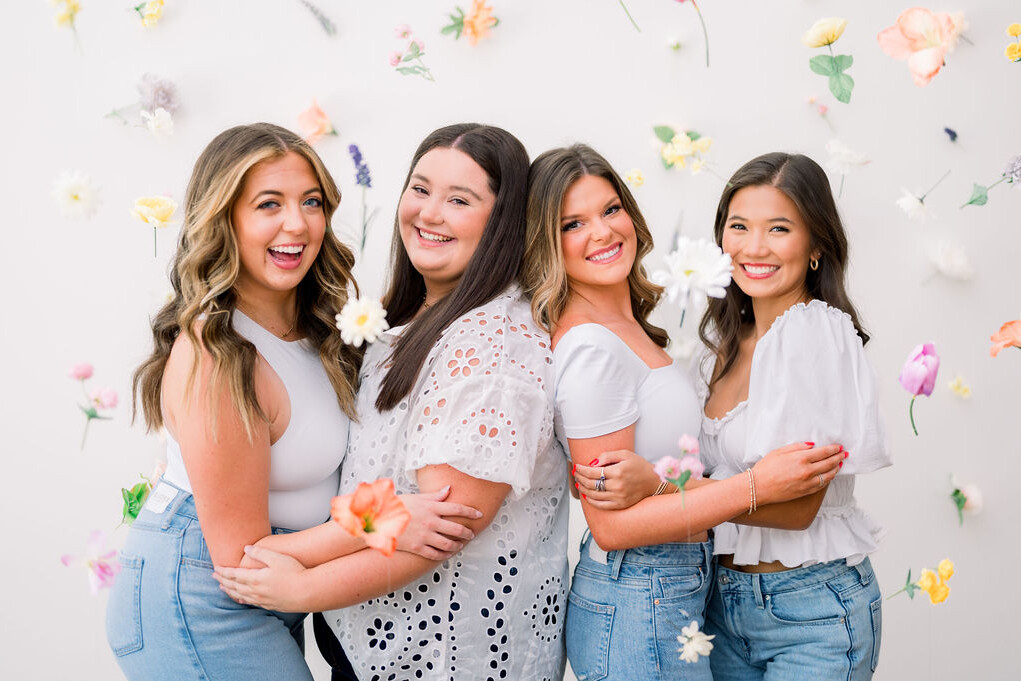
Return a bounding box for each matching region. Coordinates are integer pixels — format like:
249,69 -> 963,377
237,304 -> 298,340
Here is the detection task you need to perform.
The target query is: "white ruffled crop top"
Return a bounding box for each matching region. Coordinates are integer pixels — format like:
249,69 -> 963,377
697,300 -> 892,567
161,309 -> 350,531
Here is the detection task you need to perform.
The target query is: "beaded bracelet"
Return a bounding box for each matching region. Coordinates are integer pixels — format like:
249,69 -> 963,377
653,480 -> 670,496
745,468 -> 757,514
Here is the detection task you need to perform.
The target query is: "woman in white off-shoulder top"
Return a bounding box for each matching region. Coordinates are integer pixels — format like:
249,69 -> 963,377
698,152 -> 891,681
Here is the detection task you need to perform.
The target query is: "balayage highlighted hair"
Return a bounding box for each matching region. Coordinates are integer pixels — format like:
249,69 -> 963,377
523,144 -> 668,347
133,122 -> 360,438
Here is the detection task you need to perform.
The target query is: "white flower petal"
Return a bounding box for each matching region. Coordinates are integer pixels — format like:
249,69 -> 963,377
928,239 -> 973,281
336,297 -> 389,347
52,170 -> 100,220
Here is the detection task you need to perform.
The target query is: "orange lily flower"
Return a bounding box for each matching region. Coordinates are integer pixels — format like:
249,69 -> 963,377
990,319 -> 1021,357
331,478 -> 410,556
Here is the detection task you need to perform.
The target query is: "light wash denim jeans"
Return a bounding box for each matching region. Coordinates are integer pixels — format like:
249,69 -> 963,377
566,533 -> 714,681
705,557 -> 882,681
105,480 -> 313,681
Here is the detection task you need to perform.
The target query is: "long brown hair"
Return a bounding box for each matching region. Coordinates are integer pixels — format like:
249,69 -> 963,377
375,123 -> 530,412
699,152 -> 869,391
523,144 -> 668,347
133,122 -> 361,438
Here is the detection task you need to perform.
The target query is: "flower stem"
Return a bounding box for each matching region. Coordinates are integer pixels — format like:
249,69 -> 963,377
617,0 -> 641,32
359,186 -> 368,256
908,395 -> 918,436
679,308 -> 687,329
838,174 -> 846,198
81,417 -> 91,450
920,169 -> 952,201
691,1 -> 709,67
153,226 -> 157,259
885,586 -> 907,601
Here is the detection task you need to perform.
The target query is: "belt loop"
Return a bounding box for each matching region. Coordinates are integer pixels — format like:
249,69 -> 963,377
852,559 -> 871,585
752,574 -> 765,609
609,548 -> 626,580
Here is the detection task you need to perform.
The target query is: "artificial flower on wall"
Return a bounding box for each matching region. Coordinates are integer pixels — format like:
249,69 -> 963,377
950,474 -> 982,525
673,0 -> 710,67
803,17 -> 855,103
947,376 -> 971,399
877,8 -> 966,87
961,153 -> 1021,208
391,25 -> 434,81
655,126 -> 713,174
61,531 -> 120,594
990,319 -> 1021,357
1005,23 -> 1021,62
806,95 -> 836,132
297,0 -> 336,35
888,559 -> 955,604
51,0 -> 82,50
927,239 -> 973,281
140,107 -> 173,137
335,297 -> 389,347
52,171 -> 100,220
899,342 -> 939,436
107,73 -> 180,137
297,100 -> 337,145
71,363 -> 116,450
896,170 -> 950,222
617,1 -> 640,32
825,139 -> 869,197
331,478 -> 410,556
133,0 -> 164,27
131,196 -> 178,257
652,236 -> 732,327
625,169 -> 645,187
347,144 -> 378,256
441,1 -> 498,45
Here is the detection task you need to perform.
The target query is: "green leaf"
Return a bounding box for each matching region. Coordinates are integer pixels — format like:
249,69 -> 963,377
79,405 -> 99,419
833,54 -> 854,72
440,23 -> 460,35
685,130 -> 702,141
661,156 -> 674,170
653,126 -> 676,144
121,480 -> 152,525
395,66 -> 422,76
963,183 -> 989,207
903,569 -> 919,599
829,72 -> 854,103
951,488 -> 967,525
406,42 -> 422,58
809,54 -> 837,76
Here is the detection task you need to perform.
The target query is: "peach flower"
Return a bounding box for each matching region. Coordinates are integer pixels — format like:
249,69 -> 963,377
297,100 -> 336,145
331,478 -> 411,556
877,8 -> 960,86
990,319 -> 1021,357
462,0 -> 497,46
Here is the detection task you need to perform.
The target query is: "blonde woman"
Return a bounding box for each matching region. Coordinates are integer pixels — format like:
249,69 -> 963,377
105,123 -> 476,681
523,144 -> 846,681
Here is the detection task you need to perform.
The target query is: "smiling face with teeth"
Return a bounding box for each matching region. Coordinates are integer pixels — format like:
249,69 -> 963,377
232,151 -> 326,303
723,184 -> 819,309
558,175 -> 637,293
397,147 -> 495,298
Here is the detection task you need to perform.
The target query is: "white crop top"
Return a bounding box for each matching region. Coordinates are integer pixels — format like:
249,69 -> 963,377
554,323 -> 702,466
698,300 -> 892,567
162,310 -> 350,531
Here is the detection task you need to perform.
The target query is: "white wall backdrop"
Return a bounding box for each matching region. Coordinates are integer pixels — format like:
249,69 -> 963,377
1,1 -> 1018,679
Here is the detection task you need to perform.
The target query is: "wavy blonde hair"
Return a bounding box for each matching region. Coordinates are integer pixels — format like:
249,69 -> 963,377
523,144 -> 668,346
133,123 -> 360,439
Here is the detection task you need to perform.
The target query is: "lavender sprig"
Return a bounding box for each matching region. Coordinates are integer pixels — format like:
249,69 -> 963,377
298,0 -> 337,36
348,144 -> 378,256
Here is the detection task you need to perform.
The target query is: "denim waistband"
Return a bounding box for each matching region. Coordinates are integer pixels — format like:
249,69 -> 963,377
715,556 -> 874,595
580,532 -> 713,578
141,478 -> 296,534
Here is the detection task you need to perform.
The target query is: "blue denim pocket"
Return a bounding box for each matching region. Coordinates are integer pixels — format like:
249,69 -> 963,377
106,554 -> 144,656
766,581 -> 846,626
869,597 -> 882,671
565,591 -> 614,681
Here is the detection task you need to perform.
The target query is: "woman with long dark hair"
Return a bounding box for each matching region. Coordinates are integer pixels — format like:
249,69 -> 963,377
698,152 -> 890,680
215,124 -> 570,680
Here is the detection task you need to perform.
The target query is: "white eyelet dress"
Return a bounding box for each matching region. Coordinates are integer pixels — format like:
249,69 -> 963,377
324,285 -> 569,681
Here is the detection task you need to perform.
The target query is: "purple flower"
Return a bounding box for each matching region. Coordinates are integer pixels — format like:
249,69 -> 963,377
1003,154 -> 1021,185
137,73 -> 179,114
899,343 -> 940,396
348,144 -> 372,188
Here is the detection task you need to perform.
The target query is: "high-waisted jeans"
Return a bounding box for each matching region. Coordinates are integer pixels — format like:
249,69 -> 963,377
566,533 -> 715,681
705,557 -> 882,681
105,480 -> 312,681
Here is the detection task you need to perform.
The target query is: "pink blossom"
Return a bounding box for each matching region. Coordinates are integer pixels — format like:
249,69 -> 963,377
678,434 -> 700,455
654,456 -> 684,482
899,343 -> 940,396
877,8 -> 960,86
395,24 -> 412,39
818,104 -> 829,115
69,362 -> 94,380
61,530 -> 121,595
411,39 -> 425,53
90,387 -> 119,409
678,454 -> 705,480
389,50 -> 403,67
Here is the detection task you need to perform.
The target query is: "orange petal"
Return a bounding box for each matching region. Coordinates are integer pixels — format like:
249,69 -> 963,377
877,25 -> 914,60
907,47 -> 945,86
897,8 -> 938,46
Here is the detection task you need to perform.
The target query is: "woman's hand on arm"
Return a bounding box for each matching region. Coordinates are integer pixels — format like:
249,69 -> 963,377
572,448 -> 661,510
750,442 -> 845,505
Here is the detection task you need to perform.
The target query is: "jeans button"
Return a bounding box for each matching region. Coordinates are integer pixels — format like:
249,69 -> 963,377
720,575 -> 729,584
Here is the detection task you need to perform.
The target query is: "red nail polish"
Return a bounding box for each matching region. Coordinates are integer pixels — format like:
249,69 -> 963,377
589,458 -> 599,466
844,451 -> 850,458
839,461 -> 843,468
571,464 -> 577,475
575,482 -> 579,489
582,494 -> 587,500
804,442 -> 814,447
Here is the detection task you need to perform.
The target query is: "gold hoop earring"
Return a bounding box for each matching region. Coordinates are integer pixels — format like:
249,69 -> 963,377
810,257 -> 820,271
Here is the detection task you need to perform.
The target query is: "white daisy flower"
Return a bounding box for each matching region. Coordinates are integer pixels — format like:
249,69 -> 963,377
896,189 -> 932,222
677,620 -> 715,664
928,239 -> 973,281
52,170 -> 99,219
141,107 -> 174,137
824,139 -> 870,175
950,474 -> 983,515
335,297 -> 389,347
652,236 -> 733,326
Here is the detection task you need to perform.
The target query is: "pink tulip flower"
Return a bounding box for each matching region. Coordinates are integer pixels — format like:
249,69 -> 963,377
69,362 -> 94,380
899,342 -> 939,435
877,8 -> 960,86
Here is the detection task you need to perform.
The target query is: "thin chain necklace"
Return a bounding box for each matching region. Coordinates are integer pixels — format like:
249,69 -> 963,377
236,303 -> 298,340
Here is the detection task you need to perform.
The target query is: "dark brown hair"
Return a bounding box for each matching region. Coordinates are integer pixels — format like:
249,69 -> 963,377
698,152 -> 869,391
523,144 -> 668,348
376,123 -> 529,411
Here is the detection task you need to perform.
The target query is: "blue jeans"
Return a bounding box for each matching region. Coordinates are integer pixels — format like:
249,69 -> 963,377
105,480 -> 313,681
566,533 -> 714,681
705,557 -> 882,681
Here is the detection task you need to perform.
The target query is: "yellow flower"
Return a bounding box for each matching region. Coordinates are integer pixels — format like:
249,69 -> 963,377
462,0 -> 497,46
53,0 -> 81,27
625,169 -> 645,188
927,581 -> 950,604
937,558 -> 954,582
916,568 -> 938,595
1006,42 -> 1021,62
661,145 -> 687,169
802,17 -> 847,48
948,376 -> 971,399
131,196 -> 178,228
690,158 -> 705,174
1007,23 -> 1021,38
692,136 -> 713,154
141,0 -> 164,27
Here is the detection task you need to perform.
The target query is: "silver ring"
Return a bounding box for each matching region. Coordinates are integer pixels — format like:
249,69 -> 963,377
818,473 -> 825,488
595,474 -> 606,493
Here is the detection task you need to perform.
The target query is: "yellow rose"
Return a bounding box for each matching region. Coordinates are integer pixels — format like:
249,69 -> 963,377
802,17 -> 848,48
1007,23 -> 1021,38
937,558 -> 954,582
916,568 -> 938,595
1006,43 -> 1021,62
131,196 -> 178,228
927,582 -> 950,604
